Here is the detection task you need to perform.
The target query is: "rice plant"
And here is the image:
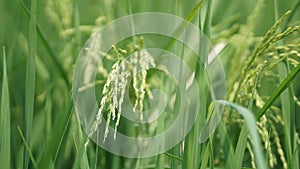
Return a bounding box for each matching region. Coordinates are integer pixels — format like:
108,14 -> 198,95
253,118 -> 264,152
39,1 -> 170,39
0,0 -> 299,168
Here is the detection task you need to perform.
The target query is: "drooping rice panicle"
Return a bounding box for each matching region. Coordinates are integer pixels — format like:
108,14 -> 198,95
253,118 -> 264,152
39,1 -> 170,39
131,46 -> 155,120
89,47 -> 131,142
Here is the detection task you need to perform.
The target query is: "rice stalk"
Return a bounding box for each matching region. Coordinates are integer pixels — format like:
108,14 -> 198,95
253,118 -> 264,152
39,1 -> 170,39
256,57 -> 300,119
24,0 -> 37,168
0,47 -> 11,169
216,100 -> 268,169
18,0 -> 70,87
17,127 -> 39,169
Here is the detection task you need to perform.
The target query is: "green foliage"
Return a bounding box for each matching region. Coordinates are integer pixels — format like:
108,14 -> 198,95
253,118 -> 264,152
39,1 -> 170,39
17,127 -> 39,169
257,63 -> 300,120
0,0 -> 299,168
24,0 -> 36,168
0,47 -> 11,169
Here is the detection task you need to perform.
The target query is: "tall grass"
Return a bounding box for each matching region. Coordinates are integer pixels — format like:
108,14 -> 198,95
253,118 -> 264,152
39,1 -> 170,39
23,0 -> 36,168
0,47 -> 11,169
0,0 -> 299,168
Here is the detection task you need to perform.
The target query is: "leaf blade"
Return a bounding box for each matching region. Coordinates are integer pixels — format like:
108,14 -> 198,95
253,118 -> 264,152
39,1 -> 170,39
256,63 -> 300,120
0,47 -> 11,169
24,0 -> 37,168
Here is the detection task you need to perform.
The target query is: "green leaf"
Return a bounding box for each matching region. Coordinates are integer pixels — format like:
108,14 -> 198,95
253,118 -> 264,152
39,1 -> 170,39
199,143 -> 211,169
24,0 -> 37,168
217,120 -> 237,169
215,100 -> 268,169
235,63 -> 260,169
0,47 -> 11,169
17,126 -> 39,169
234,124 -> 248,168
72,110 -> 90,169
40,101 -> 73,169
17,0 -> 70,88
278,62 -> 298,169
256,63 -> 300,120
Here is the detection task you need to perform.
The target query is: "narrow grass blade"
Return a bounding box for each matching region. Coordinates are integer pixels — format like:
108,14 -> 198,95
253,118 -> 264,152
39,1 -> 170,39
275,1 -> 299,167
283,0 -> 300,29
202,0 -> 212,37
169,0 -> 205,43
234,124 -> 248,168
17,126 -> 39,169
155,77 -> 167,169
216,100 -> 268,169
72,112 -> 90,169
128,0 -> 136,46
170,143 -> 180,169
235,65 -> 260,169
74,0 -> 82,54
217,120 -> 237,169
155,127 -> 165,169
93,141 -> 99,169
256,63 -> 300,120
185,0 -> 205,23
184,1 -> 213,168
182,133 -> 194,169
0,47 -> 11,169
24,0 -> 37,168
17,0 -> 70,88
40,101 -> 73,169
209,140 -> 214,169
278,62 -> 297,169
199,143 -> 210,169
165,0 -> 204,50
164,152 -> 182,161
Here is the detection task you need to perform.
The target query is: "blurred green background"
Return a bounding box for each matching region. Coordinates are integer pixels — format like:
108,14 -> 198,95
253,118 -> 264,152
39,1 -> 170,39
0,0 -> 300,168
